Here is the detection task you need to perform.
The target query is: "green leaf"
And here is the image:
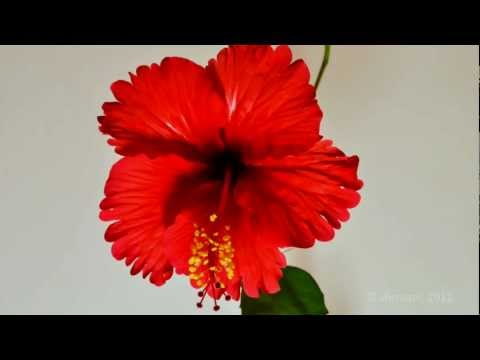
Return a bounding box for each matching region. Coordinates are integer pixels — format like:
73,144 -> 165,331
240,266 -> 328,315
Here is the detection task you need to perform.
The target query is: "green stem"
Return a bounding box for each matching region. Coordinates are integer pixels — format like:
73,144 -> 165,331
314,45 -> 331,92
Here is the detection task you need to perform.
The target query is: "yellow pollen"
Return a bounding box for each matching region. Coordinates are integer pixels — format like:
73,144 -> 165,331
187,213 -> 236,289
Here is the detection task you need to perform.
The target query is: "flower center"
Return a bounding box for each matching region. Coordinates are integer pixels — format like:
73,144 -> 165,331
189,213 -> 235,311
207,148 -> 245,185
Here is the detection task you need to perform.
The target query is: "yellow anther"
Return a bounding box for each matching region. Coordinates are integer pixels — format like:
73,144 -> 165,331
190,216 -> 236,287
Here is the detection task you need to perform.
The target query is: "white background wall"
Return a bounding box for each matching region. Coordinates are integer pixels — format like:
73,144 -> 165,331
0,45 -> 478,314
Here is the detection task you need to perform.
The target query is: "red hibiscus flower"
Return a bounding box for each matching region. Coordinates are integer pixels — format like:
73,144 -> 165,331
98,45 -> 363,310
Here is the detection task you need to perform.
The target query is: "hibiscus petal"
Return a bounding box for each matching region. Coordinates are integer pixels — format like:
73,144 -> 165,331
238,138 -> 363,249
230,210 -> 287,298
163,211 -> 197,276
207,45 -> 322,159
99,57 -> 228,161
99,154 -> 201,286
162,178 -> 221,272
